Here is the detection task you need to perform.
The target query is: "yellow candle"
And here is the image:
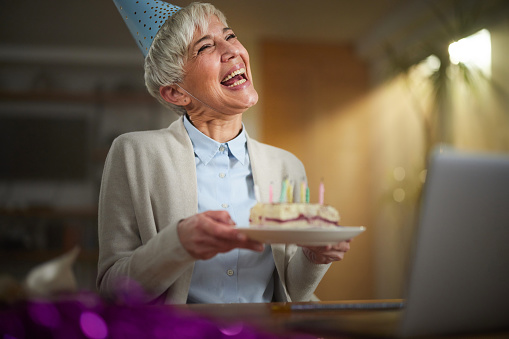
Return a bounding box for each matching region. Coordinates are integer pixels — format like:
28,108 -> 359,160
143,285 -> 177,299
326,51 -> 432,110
300,181 -> 306,203
287,180 -> 294,203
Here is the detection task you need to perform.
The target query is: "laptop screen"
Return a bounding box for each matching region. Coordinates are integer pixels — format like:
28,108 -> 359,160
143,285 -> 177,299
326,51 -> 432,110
400,148 -> 509,337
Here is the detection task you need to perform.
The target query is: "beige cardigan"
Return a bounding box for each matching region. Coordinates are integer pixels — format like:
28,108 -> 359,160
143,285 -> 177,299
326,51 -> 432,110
97,117 -> 329,304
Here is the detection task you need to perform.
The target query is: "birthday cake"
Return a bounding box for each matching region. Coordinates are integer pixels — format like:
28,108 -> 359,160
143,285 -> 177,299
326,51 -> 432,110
249,202 -> 340,228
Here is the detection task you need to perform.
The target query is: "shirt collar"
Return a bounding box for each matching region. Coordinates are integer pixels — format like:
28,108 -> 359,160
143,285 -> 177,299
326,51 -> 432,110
183,114 -> 247,165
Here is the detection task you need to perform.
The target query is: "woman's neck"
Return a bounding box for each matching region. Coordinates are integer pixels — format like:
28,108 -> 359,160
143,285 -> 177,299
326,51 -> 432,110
186,113 -> 243,143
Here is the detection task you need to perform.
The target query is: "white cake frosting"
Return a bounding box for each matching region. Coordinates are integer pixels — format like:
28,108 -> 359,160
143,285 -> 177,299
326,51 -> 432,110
249,202 -> 340,228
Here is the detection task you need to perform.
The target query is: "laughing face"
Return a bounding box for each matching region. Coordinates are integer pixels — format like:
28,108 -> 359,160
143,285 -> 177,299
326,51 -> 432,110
179,15 -> 258,118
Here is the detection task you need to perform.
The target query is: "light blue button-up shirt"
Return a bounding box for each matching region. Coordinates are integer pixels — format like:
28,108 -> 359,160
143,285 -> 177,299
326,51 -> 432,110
183,115 -> 275,303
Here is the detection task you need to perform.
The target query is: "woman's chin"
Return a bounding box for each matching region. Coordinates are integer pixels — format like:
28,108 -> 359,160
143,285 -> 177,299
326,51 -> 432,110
240,86 -> 259,107
223,88 -> 258,112
244,91 -> 259,108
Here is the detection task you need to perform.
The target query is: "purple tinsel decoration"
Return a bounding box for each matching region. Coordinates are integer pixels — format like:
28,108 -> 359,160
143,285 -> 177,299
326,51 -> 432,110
0,291 -> 315,339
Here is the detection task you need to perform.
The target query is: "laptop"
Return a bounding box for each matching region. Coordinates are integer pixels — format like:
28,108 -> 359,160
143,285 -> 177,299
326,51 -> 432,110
290,148 -> 509,338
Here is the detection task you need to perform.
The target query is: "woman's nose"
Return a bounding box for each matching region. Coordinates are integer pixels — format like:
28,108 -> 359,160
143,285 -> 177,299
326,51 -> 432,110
220,41 -> 239,62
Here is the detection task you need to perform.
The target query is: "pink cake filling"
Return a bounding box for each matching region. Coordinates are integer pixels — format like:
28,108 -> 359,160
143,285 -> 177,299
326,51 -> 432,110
250,214 -> 339,226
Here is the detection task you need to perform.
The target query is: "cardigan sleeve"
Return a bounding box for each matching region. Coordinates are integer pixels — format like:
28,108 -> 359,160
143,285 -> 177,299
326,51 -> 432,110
286,246 -> 331,301
96,133 -> 195,303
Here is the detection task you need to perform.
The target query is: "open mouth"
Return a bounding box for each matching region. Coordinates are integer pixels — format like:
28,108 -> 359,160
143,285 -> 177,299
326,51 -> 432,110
221,68 -> 247,88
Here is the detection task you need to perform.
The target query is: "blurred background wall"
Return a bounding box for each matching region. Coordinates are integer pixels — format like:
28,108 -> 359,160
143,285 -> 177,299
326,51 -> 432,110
1,0 -> 508,300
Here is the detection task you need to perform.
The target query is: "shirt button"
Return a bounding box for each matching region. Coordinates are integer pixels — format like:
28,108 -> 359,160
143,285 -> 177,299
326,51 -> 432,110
219,146 -> 226,152
219,172 -> 226,178
221,203 -> 229,208
227,269 -> 234,276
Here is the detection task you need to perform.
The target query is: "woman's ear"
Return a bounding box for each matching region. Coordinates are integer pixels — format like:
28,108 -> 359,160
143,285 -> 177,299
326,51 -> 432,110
159,85 -> 189,106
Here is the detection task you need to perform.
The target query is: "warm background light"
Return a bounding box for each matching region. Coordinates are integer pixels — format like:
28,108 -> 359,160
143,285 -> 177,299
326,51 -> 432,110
449,29 -> 492,77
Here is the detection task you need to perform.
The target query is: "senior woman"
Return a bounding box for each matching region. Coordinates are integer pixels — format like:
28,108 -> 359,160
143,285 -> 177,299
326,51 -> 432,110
98,2 -> 350,304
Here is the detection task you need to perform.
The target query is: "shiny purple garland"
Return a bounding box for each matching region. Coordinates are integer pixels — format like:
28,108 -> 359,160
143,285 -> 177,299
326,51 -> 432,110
0,292 -> 313,339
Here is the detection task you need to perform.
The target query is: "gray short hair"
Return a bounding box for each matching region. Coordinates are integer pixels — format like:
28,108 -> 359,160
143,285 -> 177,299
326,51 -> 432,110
144,2 -> 228,115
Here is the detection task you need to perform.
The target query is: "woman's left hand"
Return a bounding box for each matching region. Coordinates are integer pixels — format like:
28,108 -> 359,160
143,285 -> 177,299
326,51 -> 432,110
301,240 -> 351,265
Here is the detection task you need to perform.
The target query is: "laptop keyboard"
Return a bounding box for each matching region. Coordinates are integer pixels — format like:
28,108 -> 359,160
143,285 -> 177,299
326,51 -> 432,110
289,301 -> 405,311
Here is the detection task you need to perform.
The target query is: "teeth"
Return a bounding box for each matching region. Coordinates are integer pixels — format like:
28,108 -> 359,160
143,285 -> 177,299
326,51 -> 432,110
228,78 -> 247,87
222,68 -> 246,83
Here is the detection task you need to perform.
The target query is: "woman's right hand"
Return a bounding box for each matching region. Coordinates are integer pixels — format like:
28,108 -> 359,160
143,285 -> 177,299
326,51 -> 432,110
177,210 -> 264,260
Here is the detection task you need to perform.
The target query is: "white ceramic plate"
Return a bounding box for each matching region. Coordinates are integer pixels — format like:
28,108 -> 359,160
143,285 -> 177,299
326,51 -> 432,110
237,226 -> 365,246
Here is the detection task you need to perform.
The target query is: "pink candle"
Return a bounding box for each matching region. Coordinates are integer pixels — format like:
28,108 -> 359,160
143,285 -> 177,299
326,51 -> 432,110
319,180 -> 325,205
269,183 -> 273,203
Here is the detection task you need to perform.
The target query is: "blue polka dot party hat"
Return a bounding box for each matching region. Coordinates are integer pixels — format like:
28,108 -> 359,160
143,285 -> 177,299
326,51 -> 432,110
112,0 -> 181,56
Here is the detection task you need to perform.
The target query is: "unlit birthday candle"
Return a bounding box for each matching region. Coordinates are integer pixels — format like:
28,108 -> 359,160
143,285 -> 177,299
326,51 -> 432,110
269,182 -> 273,203
287,180 -> 294,203
279,178 -> 288,203
319,179 -> 325,205
300,180 -> 307,203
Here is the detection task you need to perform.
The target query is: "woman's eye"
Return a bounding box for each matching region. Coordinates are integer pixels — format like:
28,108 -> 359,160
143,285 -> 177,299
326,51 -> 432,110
198,44 -> 212,54
226,33 -> 236,41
